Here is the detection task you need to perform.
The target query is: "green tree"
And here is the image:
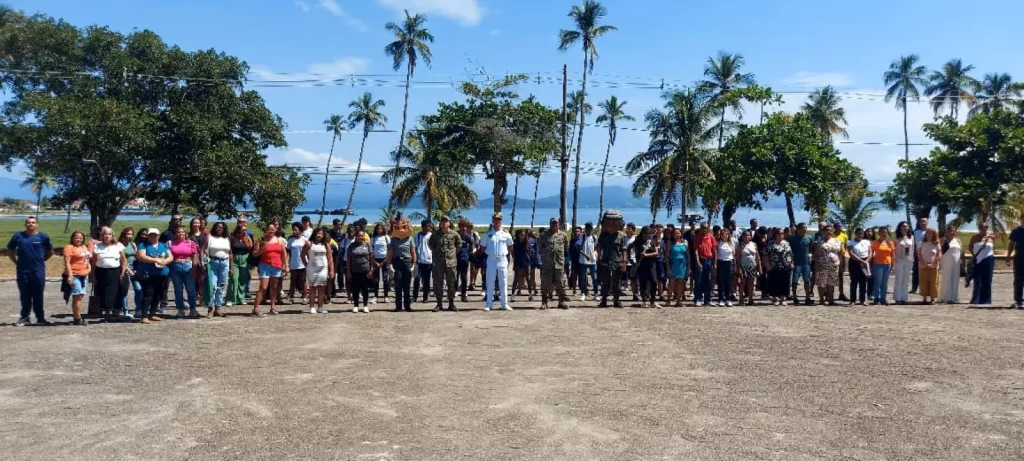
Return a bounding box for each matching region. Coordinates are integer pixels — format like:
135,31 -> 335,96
342,92 -> 387,227
558,0 -> 617,227
801,86 -> 849,139
625,89 -> 718,217
881,157 -> 953,228
594,95 -> 634,219
740,83 -> 783,124
565,88 -> 592,224
382,127 -> 477,219
698,51 -> 756,149
883,53 -> 928,224
0,16 -> 290,229
252,167 -> 310,227
969,73 -> 1023,116
318,114 -> 346,226
385,10 -> 433,211
20,164 -> 54,213
924,58 -> 979,118
828,186 -> 880,232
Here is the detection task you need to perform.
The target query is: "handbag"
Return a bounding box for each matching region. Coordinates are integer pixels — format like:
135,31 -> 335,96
87,293 -> 102,316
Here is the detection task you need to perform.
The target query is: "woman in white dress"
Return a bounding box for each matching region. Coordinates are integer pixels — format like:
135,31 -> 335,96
302,228 -> 334,314
938,225 -> 962,304
893,221 -> 915,305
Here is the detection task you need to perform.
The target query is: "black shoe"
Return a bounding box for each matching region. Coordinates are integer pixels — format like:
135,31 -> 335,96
394,307 -> 402,312
598,301 -> 608,308
15,317 -> 29,326
838,295 -> 849,302
35,319 -> 52,326
804,297 -> 814,306
461,295 -> 468,303
613,302 -> 623,308
404,307 -> 413,312
72,318 -> 87,326
558,304 -> 569,310
433,304 -> 442,312
448,304 -> 458,312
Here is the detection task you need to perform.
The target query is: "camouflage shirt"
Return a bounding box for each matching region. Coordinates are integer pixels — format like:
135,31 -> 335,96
539,229 -> 570,270
597,231 -> 627,268
428,229 -> 461,268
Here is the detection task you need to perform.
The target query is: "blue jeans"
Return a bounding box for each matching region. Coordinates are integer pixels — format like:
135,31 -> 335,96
871,264 -> 892,302
169,261 -> 197,313
695,259 -> 714,304
578,264 -> 597,295
716,260 -> 734,302
208,258 -> 229,308
16,271 -> 45,321
121,273 -> 143,317
971,256 -> 994,305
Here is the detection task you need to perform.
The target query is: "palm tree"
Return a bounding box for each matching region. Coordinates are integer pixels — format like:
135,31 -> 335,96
565,89 -> 591,222
594,95 -> 634,219
385,10 -> 434,211
558,0 -> 617,228
382,129 -> 476,220
698,51 -> 755,149
625,89 -> 718,216
528,159 -> 545,228
342,92 -> 387,226
969,73 -> 1023,116
318,115 -> 345,227
21,166 -> 54,214
924,59 -> 979,118
883,54 -> 928,224
828,188 -> 880,231
801,86 -> 849,139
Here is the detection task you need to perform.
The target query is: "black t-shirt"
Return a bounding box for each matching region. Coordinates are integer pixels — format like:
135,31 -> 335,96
1010,226 -> 1024,263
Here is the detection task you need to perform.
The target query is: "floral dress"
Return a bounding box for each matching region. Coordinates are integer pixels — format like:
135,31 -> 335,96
767,240 -> 793,270
814,237 -> 842,287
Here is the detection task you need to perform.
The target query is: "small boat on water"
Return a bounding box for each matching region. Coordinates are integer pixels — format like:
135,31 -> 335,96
677,213 -> 703,225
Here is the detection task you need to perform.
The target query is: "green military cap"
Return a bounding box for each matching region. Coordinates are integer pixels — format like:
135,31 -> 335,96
492,212 -> 503,220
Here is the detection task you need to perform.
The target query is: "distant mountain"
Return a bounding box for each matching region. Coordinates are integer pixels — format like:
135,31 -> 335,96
478,186 -> 647,210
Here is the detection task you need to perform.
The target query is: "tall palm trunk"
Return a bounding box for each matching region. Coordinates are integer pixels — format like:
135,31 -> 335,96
317,133 -> 337,227
340,131 -> 368,227
390,63 -> 413,212
784,192 -> 796,228
511,174 -> 520,231
530,173 -> 541,228
598,132 -> 612,222
901,98 -> 911,225
35,188 -> 42,216
571,52 -> 589,229
718,110 -> 726,149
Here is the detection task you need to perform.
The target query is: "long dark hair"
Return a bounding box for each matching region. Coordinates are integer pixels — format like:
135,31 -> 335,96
310,227 -> 326,244
210,222 -> 228,238
894,221 -> 910,239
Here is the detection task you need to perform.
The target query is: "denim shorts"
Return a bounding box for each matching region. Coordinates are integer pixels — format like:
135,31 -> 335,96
792,264 -> 812,284
258,263 -> 283,279
70,275 -> 89,296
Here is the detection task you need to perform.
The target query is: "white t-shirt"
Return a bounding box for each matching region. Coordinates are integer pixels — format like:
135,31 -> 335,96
738,241 -> 758,267
414,232 -> 433,264
287,236 -> 307,269
848,239 -> 871,260
578,235 -> 596,265
717,240 -> 735,261
371,235 -> 390,259
94,242 -> 124,269
207,236 -> 230,259
895,236 -> 914,264
301,227 -> 313,240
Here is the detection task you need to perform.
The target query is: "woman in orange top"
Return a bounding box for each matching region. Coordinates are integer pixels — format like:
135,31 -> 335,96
250,222 -> 289,317
869,227 -> 895,305
63,230 -> 93,325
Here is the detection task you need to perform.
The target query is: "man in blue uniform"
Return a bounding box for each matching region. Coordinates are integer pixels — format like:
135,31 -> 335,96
8,216 -> 54,326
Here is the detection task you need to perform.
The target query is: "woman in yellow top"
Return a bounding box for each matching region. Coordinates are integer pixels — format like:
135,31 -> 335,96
63,231 -> 93,325
869,227 -> 895,305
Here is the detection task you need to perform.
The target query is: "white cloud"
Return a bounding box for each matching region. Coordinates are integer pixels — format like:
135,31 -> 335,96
376,0 -> 484,26
251,57 -> 370,82
274,148 -> 389,176
782,71 -> 855,89
297,0 -> 369,31
294,1 -> 311,12
318,0 -> 344,16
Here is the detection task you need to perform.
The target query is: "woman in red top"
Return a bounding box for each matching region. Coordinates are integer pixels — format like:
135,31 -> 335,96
63,230 -> 93,325
251,223 -> 289,317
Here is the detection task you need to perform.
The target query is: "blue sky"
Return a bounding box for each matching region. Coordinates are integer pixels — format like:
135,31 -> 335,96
6,0 -> 1024,202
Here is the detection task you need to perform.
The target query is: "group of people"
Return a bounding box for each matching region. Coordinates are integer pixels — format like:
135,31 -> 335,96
6,209 -> 1024,326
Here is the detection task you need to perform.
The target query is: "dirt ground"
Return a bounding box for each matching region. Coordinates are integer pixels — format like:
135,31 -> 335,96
1,273 -> 1023,460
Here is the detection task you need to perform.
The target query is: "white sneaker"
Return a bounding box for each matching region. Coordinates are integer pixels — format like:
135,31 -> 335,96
383,297 -> 390,303
484,306 -> 491,311
361,306 -> 370,313
318,308 -> 329,314
371,297 -> 377,305
725,301 -> 733,307
579,295 -> 587,302
718,301 -> 725,307
501,305 -> 512,311
352,306 -> 359,313
226,302 -> 234,307
309,307 -> 317,314
510,296 -> 516,303
301,297 -> 308,305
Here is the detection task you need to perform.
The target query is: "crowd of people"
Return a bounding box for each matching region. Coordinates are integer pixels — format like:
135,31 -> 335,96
6,209 -> 1024,326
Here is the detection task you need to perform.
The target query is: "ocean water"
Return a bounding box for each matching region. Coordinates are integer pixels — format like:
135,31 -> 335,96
32,207 -> 973,231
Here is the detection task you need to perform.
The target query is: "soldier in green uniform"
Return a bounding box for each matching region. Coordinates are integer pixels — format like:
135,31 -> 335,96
539,217 -> 570,309
595,209 -> 628,308
427,216 -> 460,312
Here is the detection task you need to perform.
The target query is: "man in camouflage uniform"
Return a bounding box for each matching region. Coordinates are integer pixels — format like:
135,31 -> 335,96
595,209 -> 628,308
539,217 -> 570,310
428,216 -> 460,312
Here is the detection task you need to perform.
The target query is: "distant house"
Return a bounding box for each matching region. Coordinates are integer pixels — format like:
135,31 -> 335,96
124,198 -> 148,211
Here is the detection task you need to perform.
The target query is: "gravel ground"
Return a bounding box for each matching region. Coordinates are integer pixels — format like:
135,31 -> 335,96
1,274 -> 1023,460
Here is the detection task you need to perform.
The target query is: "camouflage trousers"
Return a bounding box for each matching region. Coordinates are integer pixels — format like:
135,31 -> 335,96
433,264 -> 457,304
540,266 -> 567,305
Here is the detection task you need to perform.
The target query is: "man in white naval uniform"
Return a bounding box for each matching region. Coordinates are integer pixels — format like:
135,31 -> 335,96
483,212 -> 514,311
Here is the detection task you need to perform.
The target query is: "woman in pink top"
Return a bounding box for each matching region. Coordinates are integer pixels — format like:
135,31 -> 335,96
251,223 -> 289,317
168,227 -> 200,318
